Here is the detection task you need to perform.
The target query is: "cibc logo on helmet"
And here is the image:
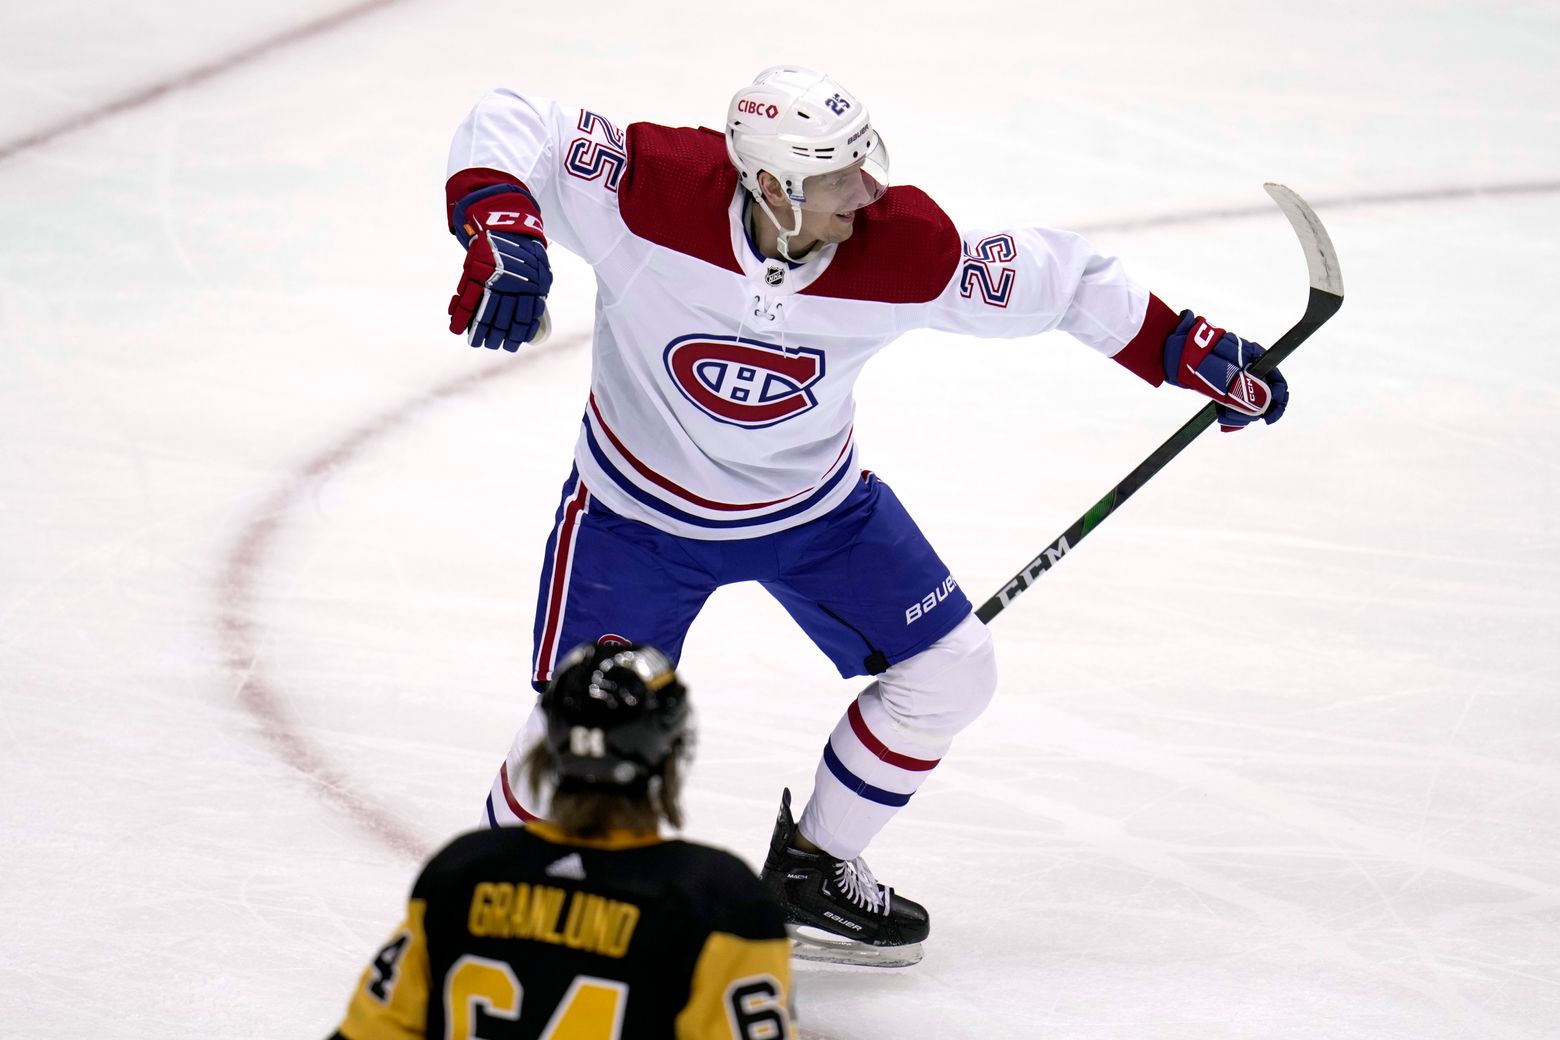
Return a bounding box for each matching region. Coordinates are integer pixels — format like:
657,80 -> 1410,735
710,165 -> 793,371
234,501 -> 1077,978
736,98 -> 780,119
664,334 -> 825,428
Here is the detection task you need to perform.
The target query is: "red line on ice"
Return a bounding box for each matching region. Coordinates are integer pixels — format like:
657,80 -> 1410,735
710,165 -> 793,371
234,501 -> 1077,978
0,0 -> 409,163
216,338 -> 583,859
1075,180 -> 1560,235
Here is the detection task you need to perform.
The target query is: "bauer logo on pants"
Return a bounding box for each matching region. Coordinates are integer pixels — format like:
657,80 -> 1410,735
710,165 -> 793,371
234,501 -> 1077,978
664,335 -> 825,428
905,576 -> 958,624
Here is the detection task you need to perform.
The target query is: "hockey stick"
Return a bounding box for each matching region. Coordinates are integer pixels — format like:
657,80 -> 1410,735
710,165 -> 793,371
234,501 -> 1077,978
973,183 -> 1344,624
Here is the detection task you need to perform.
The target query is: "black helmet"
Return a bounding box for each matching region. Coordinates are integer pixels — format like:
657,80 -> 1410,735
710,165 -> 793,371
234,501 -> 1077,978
540,642 -> 691,787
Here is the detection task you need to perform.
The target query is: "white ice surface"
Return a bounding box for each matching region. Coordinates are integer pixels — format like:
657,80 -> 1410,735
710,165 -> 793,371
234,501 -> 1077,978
2,1 -> 1558,1037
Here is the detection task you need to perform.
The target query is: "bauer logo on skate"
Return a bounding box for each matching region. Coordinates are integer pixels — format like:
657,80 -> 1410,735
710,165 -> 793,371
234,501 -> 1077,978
664,335 -> 826,428
905,575 -> 958,624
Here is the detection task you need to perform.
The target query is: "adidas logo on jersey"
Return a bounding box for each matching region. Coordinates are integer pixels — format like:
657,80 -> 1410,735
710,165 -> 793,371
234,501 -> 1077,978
545,853 -> 587,880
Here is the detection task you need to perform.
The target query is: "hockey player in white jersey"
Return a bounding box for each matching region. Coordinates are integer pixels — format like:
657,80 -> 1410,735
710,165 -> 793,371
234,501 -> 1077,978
444,65 -> 1287,967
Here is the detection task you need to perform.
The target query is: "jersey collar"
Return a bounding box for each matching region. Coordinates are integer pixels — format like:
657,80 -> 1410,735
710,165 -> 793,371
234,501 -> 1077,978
526,820 -> 664,851
728,188 -> 837,295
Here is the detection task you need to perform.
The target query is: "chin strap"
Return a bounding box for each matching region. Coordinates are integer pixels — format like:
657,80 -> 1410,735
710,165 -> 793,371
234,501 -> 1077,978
751,192 -> 808,263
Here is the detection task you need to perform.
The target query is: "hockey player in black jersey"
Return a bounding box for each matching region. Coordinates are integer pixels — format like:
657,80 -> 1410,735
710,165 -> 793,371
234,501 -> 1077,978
330,642 -> 795,1040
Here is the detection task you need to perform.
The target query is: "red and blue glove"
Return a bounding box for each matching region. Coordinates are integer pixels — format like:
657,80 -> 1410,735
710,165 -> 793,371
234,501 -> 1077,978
1163,310 -> 1288,431
447,184 -> 552,352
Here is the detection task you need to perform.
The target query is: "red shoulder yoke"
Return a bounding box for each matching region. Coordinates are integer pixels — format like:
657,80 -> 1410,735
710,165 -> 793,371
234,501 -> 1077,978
618,122 -> 961,302
618,123 -> 742,274
802,186 -> 960,304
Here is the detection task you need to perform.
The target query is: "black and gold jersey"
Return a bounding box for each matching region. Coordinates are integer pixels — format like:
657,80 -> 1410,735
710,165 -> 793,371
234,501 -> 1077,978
331,823 -> 795,1040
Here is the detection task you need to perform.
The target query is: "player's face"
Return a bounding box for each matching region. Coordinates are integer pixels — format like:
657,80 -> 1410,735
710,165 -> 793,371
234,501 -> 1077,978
795,162 -> 883,245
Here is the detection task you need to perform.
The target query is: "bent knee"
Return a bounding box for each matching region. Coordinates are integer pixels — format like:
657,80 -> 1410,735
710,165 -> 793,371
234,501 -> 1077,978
878,614 -> 998,740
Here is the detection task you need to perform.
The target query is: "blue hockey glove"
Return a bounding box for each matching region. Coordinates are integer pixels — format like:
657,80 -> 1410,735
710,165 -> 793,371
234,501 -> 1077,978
1163,310 -> 1288,432
447,187 -> 552,352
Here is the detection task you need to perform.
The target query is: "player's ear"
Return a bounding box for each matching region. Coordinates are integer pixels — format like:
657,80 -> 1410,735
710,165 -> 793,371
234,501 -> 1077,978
758,171 -> 786,207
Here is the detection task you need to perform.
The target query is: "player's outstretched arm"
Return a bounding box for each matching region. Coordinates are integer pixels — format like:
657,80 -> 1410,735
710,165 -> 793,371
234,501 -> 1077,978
442,90 -> 635,350
924,222 -> 1289,431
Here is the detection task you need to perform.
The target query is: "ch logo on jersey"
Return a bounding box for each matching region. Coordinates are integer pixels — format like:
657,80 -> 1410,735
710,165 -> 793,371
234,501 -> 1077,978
664,335 -> 825,429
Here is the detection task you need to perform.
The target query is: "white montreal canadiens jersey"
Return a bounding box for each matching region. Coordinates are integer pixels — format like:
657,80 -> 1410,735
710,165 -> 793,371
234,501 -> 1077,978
448,89 -> 1156,540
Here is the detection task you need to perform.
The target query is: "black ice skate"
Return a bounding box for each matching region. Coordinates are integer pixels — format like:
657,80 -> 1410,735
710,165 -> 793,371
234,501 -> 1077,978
760,788 -> 929,968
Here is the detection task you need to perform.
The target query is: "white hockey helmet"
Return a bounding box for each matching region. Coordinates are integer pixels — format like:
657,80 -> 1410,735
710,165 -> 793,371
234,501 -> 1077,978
725,65 -> 889,257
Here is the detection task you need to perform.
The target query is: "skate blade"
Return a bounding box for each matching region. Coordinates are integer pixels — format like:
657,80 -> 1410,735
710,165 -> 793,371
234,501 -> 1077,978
788,925 -> 924,969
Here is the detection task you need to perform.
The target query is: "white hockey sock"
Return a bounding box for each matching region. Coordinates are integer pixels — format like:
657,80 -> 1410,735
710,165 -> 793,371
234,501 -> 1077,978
798,615 -> 996,860
482,704 -> 548,827
799,685 -> 949,860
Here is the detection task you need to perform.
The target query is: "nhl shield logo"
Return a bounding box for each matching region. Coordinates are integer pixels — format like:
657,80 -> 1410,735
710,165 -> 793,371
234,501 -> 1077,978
664,334 -> 825,428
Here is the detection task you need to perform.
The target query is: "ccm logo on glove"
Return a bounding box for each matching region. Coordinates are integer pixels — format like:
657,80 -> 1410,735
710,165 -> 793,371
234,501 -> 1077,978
484,211 -> 546,234
1164,311 -> 1289,432
446,182 -> 553,352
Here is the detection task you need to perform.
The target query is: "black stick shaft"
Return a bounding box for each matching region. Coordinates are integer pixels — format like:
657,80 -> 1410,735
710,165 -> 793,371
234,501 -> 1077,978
974,285 -> 1342,624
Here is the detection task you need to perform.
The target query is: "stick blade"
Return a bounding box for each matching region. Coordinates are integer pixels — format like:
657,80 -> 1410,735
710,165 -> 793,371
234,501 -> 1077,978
1264,183 -> 1344,298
